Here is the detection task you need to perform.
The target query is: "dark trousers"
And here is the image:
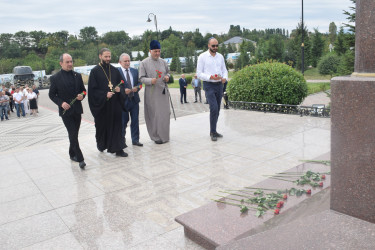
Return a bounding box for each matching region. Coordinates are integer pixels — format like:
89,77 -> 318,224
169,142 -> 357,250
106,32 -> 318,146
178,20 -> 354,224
194,87 -> 202,102
122,101 -> 140,144
204,82 -> 223,134
62,112 -> 84,162
9,99 -> 13,111
180,88 -> 187,103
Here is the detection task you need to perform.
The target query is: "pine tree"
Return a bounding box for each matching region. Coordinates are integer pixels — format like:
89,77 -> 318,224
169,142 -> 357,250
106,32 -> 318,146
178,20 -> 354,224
311,29 -> 325,67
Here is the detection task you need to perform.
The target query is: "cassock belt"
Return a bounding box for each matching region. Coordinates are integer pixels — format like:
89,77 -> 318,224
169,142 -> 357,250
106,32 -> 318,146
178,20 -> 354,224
203,81 -> 221,84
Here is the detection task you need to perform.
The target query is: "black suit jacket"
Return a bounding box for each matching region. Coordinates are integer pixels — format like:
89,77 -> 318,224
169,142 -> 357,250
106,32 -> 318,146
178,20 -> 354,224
49,70 -> 86,116
118,67 -> 141,110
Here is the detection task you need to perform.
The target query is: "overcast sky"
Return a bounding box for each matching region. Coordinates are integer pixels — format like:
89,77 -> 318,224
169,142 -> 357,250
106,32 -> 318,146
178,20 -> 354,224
0,0 -> 354,37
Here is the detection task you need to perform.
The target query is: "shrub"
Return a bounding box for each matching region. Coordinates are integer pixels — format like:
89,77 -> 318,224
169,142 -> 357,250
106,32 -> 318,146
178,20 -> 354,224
227,62 -> 308,105
318,53 -> 340,77
185,75 -> 192,85
168,74 -> 174,84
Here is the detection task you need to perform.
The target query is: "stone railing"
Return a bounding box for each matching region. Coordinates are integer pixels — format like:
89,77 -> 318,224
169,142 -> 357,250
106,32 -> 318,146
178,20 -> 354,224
228,101 -> 330,117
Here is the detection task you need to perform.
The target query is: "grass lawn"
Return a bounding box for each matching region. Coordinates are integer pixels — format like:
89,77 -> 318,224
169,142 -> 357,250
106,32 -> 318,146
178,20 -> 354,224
302,68 -> 332,80
307,82 -> 330,95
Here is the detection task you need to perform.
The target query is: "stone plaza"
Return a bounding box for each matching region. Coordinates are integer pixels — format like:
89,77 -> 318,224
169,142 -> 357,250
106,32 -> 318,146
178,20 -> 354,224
0,88 -> 333,249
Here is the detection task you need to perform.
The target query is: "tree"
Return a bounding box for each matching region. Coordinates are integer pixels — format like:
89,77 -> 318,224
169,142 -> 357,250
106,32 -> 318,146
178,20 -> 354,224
101,31 -> 130,45
228,25 -> 242,37
288,22 -> 311,70
334,27 -> 346,56
264,35 -> 284,61
318,53 -> 340,77
170,47 -> 179,72
311,29 -> 325,67
328,22 -> 337,44
79,26 -> 98,45
343,0 -> 356,48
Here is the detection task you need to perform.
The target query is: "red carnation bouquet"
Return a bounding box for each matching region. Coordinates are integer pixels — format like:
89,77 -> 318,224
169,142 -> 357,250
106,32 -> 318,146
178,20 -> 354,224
63,91 -> 86,115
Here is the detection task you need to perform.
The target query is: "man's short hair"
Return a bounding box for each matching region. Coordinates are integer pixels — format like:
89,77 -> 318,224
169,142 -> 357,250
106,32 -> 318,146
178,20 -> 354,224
119,53 -> 130,61
99,48 -> 111,55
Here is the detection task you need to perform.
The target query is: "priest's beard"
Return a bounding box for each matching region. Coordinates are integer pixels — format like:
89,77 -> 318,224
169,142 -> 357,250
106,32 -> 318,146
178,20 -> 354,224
101,60 -> 111,66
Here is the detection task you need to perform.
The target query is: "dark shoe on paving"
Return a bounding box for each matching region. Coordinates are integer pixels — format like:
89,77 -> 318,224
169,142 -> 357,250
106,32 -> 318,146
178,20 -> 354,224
210,133 -> 217,141
132,141 -> 143,146
97,146 -> 104,152
181,102 -> 183,104
79,161 -> 86,169
205,101 -> 208,104
155,140 -> 163,144
115,150 -> 128,157
194,101 -> 197,103
70,156 -> 78,162
124,143 -> 128,148
185,101 -> 189,103
214,132 -> 223,138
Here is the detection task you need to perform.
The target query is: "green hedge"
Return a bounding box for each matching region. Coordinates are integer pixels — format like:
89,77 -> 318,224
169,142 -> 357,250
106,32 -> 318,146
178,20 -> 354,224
227,62 -> 308,105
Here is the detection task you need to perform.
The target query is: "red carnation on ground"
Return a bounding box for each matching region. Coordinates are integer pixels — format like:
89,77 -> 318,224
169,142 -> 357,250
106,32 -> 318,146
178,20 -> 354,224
319,182 -> 324,187
279,201 -> 284,206
321,175 -> 326,180
274,209 -> 280,215
276,202 -> 281,208
283,194 -> 288,200
306,189 -> 312,194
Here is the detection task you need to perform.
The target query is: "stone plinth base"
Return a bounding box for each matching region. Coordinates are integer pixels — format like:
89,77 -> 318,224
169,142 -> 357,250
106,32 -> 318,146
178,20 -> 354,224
175,154 -> 330,249
331,76 -> 375,224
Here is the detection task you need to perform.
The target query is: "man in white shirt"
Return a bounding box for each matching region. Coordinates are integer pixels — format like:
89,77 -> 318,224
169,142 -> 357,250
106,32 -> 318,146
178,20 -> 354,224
13,87 -> 25,118
196,37 -> 228,141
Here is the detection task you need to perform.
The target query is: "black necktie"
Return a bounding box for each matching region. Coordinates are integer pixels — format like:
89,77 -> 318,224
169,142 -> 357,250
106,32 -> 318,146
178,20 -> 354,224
126,69 -> 132,87
126,69 -> 133,97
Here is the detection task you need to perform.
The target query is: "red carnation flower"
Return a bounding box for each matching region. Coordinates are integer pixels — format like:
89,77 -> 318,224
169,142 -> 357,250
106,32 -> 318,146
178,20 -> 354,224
306,189 -> 311,194
274,209 -> 280,215
283,194 -> 288,200
276,203 -> 281,208
321,175 -> 326,180
83,91 -> 87,95
215,74 -> 218,77
319,182 -> 323,187
279,201 -> 284,206
139,84 -> 142,89
158,74 -> 161,78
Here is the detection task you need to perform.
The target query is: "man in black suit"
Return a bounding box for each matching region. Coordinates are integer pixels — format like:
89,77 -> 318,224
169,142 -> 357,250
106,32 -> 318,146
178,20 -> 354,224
118,53 -> 143,147
49,53 -> 86,169
179,74 -> 188,104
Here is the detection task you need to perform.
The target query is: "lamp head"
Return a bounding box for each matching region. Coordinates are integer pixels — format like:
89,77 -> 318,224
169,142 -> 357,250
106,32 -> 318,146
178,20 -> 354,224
147,18 -> 151,22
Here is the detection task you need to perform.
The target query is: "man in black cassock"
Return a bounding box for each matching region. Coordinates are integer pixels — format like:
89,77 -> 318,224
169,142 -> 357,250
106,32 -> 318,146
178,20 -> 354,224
88,48 -> 128,157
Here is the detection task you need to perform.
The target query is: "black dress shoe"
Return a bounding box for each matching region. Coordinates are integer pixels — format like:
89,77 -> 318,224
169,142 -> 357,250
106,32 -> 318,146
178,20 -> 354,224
124,143 -> 128,148
185,101 -> 189,103
205,101 -> 208,104
210,133 -> 217,141
214,132 -> 223,138
79,161 -> 86,169
132,141 -> 143,146
155,140 -> 163,144
181,102 -> 183,104
97,146 -> 104,152
115,150 -> 128,157
70,156 -> 78,162
194,101 -> 197,103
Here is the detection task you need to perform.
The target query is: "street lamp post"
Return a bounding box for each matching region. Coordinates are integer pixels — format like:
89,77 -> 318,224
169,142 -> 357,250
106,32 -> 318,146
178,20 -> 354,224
301,0 -> 304,75
147,13 -> 159,40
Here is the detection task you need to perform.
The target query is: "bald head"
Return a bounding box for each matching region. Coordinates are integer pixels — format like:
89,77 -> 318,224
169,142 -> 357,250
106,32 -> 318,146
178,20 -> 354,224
60,53 -> 73,71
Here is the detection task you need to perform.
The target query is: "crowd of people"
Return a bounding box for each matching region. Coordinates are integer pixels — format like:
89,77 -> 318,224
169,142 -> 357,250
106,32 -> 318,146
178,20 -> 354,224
0,84 -> 39,121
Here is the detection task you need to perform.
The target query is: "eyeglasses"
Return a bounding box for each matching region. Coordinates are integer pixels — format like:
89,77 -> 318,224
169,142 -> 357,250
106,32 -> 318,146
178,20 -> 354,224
211,45 -> 219,48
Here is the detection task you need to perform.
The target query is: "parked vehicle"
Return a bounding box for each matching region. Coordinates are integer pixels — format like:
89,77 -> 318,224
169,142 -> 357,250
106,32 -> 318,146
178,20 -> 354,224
13,66 -> 34,87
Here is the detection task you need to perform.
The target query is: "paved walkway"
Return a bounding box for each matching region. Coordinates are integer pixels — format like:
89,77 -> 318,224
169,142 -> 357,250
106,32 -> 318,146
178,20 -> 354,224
0,90 -> 330,249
